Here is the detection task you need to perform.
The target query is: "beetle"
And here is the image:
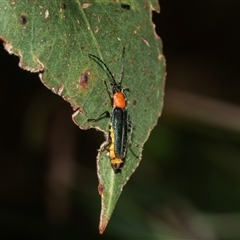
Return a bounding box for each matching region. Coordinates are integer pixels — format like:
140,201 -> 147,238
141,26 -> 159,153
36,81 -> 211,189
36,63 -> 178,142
88,48 -> 131,172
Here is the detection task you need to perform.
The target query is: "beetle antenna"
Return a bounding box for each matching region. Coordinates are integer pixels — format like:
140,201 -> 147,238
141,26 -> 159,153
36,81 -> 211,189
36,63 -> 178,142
89,54 -> 117,87
119,47 -> 125,85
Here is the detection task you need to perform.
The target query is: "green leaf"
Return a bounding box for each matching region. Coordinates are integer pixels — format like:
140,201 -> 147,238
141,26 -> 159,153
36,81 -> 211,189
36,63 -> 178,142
0,0 -> 165,233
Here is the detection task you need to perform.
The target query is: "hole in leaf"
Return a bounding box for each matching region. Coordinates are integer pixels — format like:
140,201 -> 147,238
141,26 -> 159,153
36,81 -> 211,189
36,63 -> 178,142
121,3 -> 130,10
19,14 -> 27,25
60,3 -> 66,11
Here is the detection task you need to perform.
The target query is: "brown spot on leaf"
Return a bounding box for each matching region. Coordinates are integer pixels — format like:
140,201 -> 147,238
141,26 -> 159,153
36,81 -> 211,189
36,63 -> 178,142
79,71 -> 90,89
132,99 -> 137,105
143,2 -> 147,10
98,184 -> 104,195
19,14 -> 27,25
94,27 -> 99,34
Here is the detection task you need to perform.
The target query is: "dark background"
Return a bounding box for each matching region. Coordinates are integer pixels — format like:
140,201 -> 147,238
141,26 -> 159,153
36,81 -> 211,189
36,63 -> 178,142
1,1 -> 240,239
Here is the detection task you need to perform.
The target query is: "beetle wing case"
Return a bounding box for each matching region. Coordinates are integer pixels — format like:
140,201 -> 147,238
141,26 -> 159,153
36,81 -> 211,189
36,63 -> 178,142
111,107 -> 128,159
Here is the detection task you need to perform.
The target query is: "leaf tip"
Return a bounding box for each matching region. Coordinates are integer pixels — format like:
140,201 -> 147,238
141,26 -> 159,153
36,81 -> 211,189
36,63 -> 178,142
99,214 -> 110,234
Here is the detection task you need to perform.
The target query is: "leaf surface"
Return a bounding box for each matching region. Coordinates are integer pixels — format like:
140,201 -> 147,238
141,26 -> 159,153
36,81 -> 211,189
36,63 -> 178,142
0,0 -> 165,233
